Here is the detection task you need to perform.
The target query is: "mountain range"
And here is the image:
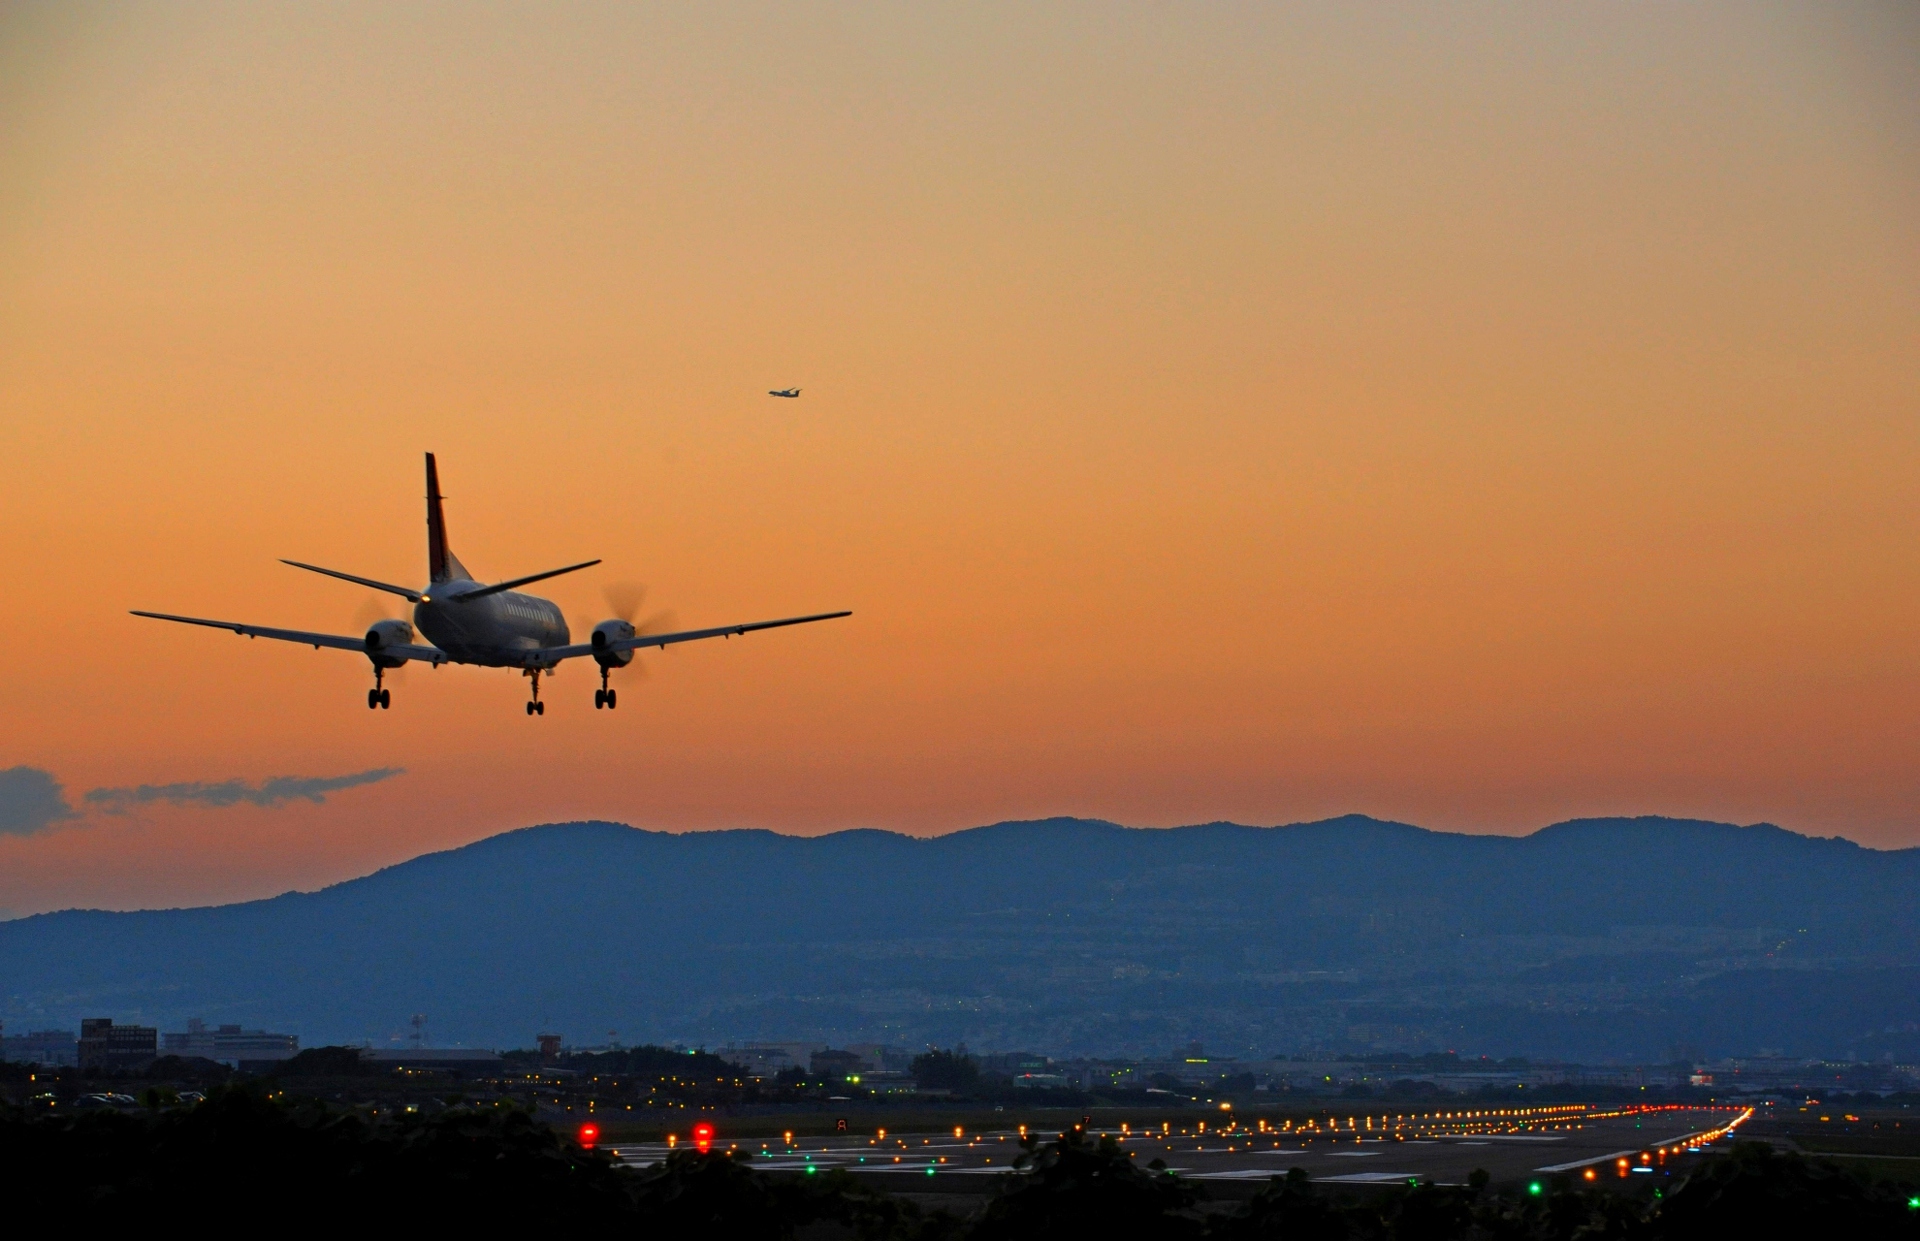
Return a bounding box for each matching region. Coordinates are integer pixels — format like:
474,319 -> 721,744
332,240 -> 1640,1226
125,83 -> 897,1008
5,815 -> 1919,1061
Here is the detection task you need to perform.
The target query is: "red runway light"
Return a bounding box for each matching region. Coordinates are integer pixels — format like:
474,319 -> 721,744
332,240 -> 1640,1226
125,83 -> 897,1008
693,1121 -> 715,1153
577,1123 -> 599,1149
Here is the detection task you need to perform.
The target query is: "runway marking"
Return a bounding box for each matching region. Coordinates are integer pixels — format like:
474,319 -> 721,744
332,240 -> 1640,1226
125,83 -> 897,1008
1533,1148 -> 1642,1174
1534,1128 -> 1724,1173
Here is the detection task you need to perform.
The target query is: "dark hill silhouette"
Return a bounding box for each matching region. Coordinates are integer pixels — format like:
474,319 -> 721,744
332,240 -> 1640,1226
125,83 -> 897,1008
4,815 -> 1917,1060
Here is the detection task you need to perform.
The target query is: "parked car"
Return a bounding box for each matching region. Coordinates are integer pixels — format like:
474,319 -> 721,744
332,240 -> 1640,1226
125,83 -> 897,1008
71,1092 -> 140,1109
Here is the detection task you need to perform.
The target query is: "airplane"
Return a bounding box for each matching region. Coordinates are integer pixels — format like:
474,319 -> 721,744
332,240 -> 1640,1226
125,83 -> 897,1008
768,387 -> 801,398
133,454 -> 850,716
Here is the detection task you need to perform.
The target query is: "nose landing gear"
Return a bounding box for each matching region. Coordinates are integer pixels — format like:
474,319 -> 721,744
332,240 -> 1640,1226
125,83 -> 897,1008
367,667 -> 391,710
523,667 -> 546,716
594,667 -> 618,710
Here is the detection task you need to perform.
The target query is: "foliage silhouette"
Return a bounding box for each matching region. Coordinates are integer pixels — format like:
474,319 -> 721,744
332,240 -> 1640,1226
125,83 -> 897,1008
0,1085 -> 631,1227
1649,1140 -> 1915,1238
912,1048 -> 981,1092
272,1045 -> 374,1076
970,1128 -> 1203,1240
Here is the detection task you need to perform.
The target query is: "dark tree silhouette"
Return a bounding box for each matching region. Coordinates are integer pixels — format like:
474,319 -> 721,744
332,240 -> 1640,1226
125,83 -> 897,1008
911,1048 -> 979,1091
971,1128 -> 1202,1240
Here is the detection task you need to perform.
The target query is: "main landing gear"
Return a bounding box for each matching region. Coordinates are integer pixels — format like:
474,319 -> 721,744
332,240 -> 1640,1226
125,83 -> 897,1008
524,667 -> 546,716
594,666 -> 618,710
367,667 -> 391,710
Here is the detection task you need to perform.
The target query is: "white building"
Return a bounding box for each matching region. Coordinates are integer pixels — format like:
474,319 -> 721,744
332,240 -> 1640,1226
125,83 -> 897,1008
162,1018 -> 299,1065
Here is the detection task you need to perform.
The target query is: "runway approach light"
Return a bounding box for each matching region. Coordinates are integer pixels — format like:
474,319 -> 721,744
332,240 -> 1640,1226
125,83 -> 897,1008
693,1121 -> 715,1154
577,1123 -> 599,1149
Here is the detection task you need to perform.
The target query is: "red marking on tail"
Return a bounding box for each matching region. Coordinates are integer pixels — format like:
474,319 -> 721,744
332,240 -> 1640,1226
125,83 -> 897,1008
426,453 -> 453,582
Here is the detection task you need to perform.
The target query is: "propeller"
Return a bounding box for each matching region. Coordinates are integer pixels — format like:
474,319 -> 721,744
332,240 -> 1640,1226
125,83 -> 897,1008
353,594 -> 411,679
578,582 -> 679,679
603,581 -> 678,635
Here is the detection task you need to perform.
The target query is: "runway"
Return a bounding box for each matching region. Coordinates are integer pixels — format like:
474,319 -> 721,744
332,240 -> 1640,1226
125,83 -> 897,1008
608,1103 -> 1749,1193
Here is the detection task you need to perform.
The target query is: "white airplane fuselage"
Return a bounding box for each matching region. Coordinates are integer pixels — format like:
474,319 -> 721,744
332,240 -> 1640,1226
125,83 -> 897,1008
413,583 -> 568,666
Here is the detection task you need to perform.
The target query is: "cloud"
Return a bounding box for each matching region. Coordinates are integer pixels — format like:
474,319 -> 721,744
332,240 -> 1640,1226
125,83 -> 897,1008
0,766 -> 79,836
84,767 -> 405,812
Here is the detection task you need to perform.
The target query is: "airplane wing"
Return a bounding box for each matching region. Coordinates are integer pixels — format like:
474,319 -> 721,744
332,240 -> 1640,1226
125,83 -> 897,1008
531,610 -> 851,666
131,611 -> 450,665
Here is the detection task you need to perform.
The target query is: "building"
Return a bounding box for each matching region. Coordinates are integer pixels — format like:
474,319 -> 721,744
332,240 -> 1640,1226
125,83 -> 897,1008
162,1018 -> 299,1066
722,1041 -> 823,1079
1012,1072 -> 1072,1089
810,1048 -> 867,1081
78,1018 -> 157,1071
1,1027 -> 78,1067
844,1044 -> 915,1072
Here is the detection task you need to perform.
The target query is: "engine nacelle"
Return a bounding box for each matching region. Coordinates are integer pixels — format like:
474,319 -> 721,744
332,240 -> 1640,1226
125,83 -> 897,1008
590,618 -> 635,668
364,619 -> 415,668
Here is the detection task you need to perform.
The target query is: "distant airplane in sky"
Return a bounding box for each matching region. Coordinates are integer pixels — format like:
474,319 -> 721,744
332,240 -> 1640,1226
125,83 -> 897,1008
133,454 -> 850,715
768,387 -> 801,398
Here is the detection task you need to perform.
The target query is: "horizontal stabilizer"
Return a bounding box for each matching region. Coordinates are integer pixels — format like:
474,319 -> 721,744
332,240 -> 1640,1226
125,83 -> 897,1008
454,559 -> 602,601
281,560 -> 425,602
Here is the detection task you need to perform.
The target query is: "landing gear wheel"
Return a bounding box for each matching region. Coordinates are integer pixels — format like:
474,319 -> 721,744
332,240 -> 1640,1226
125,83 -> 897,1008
606,689 -> 616,709
594,689 -> 606,709
526,701 -> 536,716
535,701 -> 545,715
368,689 -> 380,710
379,689 -> 391,709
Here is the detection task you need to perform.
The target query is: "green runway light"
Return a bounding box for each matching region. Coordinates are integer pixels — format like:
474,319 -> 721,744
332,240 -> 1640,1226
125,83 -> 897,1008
1908,1197 -> 1920,1211
1528,1182 -> 1543,1195
926,1166 -> 936,1176
805,1166 -> 817,1175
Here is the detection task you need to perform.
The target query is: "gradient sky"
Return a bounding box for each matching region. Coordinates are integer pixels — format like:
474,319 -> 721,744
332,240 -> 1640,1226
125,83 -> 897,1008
1,3 -> 1916,915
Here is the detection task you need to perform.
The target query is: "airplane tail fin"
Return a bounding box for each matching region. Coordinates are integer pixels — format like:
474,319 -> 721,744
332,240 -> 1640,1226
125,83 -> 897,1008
425,453 -> 469,583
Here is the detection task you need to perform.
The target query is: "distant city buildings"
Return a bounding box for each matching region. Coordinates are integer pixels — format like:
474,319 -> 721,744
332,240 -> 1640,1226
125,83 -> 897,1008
162,1018 -> 299,1065
2,1017 -> 302,1071
1,1026 -> 77,1067
78,1018 -> 157,1071
720,1041 -> 914,1082
8,1014 -> 1916,1101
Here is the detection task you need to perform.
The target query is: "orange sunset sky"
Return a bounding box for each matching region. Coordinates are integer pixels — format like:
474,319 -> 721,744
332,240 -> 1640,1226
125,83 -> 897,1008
1,3 -> 1916,915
